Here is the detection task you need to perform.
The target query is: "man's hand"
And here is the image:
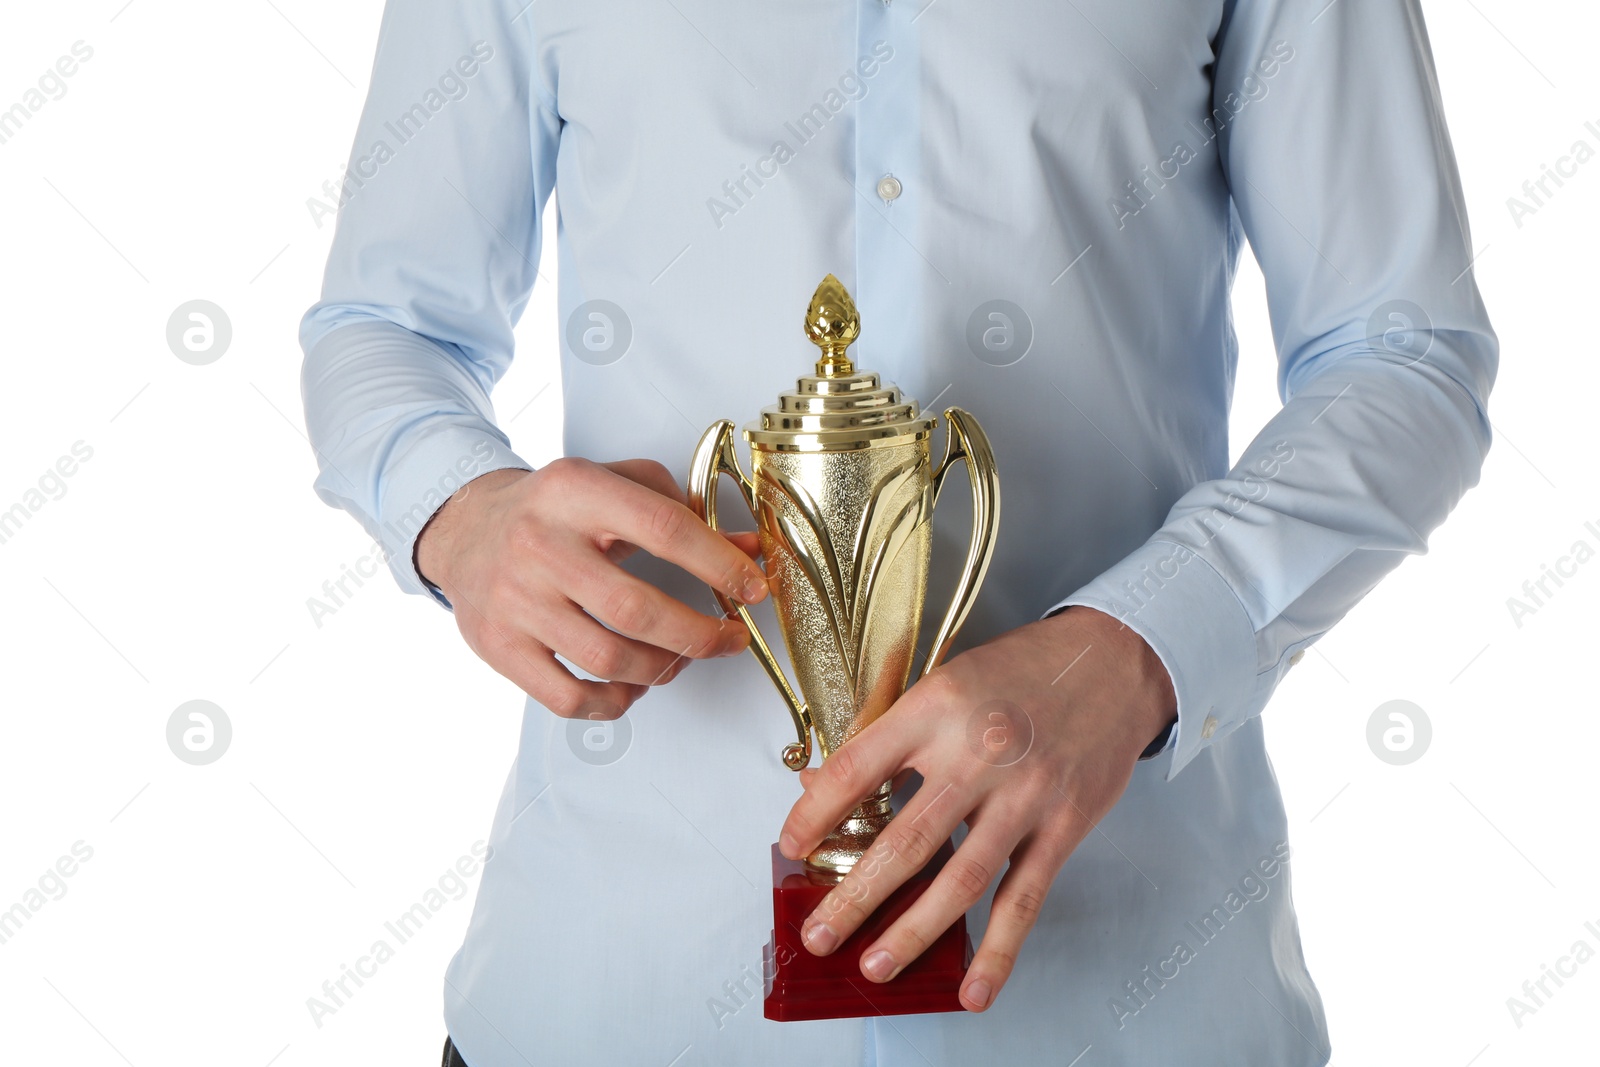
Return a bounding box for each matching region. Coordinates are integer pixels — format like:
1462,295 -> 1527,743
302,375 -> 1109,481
778,605 -> 1177,1012
414,458 -> 768,719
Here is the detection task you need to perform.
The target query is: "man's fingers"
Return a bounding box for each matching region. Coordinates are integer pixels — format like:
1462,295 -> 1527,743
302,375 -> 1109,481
467,612 -> 646,719
798,765 -> 911,795
796,778 -> 967,958
557,551 -> 750,661
573,464 -> 768,605
602,461 -> 760,563
600,458 -> 688,507
956,834 -> 1065,1012
779,721 -> 916,860
536,598 -> 694,686
855,819 -> 1023,985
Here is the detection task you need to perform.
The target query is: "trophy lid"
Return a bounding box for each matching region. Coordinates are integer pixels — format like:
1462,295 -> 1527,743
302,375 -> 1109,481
745,275 -> 937,452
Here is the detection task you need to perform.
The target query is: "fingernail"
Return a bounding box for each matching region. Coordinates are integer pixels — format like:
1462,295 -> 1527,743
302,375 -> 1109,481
862,949 -> 897,982
803,922 -> 838,955
964,979 -> 991,1009
742,576 -> 767,602
779,832 -> 800,858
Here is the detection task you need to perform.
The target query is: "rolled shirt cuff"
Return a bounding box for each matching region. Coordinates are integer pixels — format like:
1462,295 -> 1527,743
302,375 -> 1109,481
1044,539 -> 1262,780
372,425 -> 532,606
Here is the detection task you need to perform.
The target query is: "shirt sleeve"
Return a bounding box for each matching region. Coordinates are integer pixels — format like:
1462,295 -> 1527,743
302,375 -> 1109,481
1047,0 -> 1498,779
297,0 -> 559,606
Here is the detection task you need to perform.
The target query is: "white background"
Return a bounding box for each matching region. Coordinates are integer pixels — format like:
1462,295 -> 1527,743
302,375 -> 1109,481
0,2 -> 1595,1064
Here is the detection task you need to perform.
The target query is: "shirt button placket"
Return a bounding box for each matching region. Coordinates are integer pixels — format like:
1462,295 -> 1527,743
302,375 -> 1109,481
854,0 -> 918,381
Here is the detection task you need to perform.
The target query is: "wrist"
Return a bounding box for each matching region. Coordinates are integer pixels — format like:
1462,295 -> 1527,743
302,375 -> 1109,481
414,466 -> 530,590
1044,605 -> 1177,753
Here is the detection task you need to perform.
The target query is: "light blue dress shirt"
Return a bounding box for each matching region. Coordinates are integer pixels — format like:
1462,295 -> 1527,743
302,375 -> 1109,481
299,0 -> 1496,1063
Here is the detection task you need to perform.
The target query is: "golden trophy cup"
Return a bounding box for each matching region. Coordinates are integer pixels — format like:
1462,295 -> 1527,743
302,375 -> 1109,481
687,275 -> 1000,1019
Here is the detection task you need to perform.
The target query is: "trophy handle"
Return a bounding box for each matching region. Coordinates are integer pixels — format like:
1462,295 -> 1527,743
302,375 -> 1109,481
921,408 -> 1002,678
687,420 -> 815,771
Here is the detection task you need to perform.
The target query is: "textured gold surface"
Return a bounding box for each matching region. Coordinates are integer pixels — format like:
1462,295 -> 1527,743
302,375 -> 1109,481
755,439 -> 929,876
686,276 -> 1001,877
752,441 -> 931,764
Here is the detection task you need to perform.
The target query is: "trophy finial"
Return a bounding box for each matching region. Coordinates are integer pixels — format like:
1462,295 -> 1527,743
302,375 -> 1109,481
804,274 -> 859,378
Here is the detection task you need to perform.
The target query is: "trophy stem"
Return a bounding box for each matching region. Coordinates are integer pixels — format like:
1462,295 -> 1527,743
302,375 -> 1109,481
803,780 -> 895,881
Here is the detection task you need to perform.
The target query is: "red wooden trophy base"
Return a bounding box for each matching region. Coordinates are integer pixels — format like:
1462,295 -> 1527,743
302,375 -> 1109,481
763,843 -> 972,1021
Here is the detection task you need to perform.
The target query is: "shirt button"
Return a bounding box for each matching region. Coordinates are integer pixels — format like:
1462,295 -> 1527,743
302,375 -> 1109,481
1289,650 -> 1306,666
1201,714 -> 1219,740
876,174 -> 902,202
